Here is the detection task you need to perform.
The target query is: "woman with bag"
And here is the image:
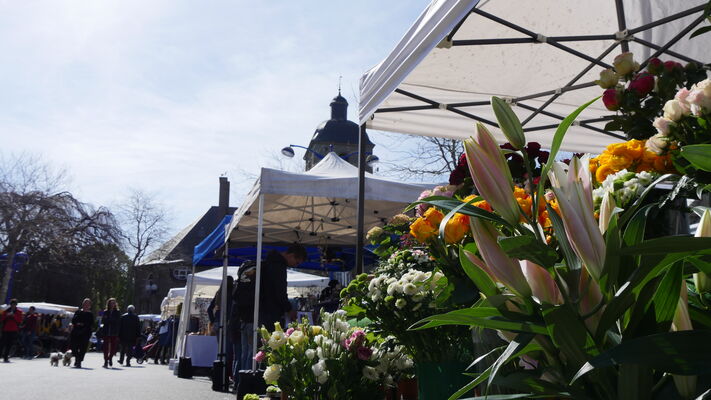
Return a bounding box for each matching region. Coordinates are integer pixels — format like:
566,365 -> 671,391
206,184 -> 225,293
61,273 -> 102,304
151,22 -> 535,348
100,298 -> 121,368
69,298 -> 94,368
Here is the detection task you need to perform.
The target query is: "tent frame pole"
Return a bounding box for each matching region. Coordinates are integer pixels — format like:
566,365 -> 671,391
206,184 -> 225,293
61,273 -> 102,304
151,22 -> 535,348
356,123 -> 366,275
218,229 -> 229,364
251,194 -> 265,371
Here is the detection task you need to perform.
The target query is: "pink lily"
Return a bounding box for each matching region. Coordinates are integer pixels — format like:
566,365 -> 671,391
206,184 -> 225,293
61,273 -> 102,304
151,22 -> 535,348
464,123 -> 520,225
521,260 -> 562,305
598,191 -> 616,235
469,218 -> 531,297
548,156 -> 606,281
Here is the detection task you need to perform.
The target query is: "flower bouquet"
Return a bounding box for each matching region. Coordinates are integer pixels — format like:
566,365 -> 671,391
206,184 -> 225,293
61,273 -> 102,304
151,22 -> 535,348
410,94 -> 711,399
256,311 -> 412,400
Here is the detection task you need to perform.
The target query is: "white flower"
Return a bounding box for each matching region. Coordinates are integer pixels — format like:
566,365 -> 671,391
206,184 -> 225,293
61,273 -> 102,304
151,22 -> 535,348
652,117 -> 673,136
386,282 -> 402,295
263,364 -> 282,384
268,331 -> 287,349
363,366 -> 379,381
314,334 -> 325,346
402,283 -> 418,296
688,79 -> 711,116
395,298 -> 407,309
305,349 -> 316,360
288,330 -> 306,345
663,99 -> 685,121
316,371 -> 329,384
312,360 -> 327,377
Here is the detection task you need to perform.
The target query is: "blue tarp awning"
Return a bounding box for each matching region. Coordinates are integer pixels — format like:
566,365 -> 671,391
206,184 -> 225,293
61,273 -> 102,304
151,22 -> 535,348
192,218 -> 374,271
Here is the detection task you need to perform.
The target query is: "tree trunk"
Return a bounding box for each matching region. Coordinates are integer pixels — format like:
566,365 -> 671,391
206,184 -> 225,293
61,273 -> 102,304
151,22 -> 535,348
0,248 -> 18,303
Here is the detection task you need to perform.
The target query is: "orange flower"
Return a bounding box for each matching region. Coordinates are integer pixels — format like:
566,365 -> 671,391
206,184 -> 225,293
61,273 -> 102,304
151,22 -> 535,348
444,213 -> 470,243
463,194 -> 494,213
409,217 -> 437,243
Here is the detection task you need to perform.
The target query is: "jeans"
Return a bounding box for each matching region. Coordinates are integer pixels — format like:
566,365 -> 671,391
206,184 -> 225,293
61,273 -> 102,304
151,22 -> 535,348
239,322 -> 254,370
22,332 -> 35,359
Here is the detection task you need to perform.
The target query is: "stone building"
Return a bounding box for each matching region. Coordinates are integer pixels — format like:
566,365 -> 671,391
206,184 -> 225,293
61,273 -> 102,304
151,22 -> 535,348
134,177 -> 236,314
303,92 -> 375,172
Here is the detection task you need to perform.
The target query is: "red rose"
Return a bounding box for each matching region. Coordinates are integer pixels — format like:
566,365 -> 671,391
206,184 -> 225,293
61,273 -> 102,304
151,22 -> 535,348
647,58 -> 663,75
663,61 -> 682,72
628,73 -> 655,97
602,88 -> 622,111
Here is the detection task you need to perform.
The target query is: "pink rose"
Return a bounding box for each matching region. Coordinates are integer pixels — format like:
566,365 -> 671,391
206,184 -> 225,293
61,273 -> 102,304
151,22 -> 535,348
357,346 -> 373,361
652,117 -> 673,135
285,328 -> 295,336
628,73 -> 655,97
675,88 -> 692,114
602,89 -> 622,111
253,351 -> 266,362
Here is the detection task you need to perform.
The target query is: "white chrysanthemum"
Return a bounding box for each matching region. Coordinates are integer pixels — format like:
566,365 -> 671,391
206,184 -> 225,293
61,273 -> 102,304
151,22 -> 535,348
395,298 -> 407,309
402,283 -> 418,296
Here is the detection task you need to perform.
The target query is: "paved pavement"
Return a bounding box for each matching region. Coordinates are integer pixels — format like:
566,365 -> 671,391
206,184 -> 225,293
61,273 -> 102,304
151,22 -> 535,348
0,352 -> 234,400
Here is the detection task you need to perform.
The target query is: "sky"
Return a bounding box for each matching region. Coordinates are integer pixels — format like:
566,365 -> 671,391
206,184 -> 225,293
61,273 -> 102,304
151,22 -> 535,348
0,0 -> 433,234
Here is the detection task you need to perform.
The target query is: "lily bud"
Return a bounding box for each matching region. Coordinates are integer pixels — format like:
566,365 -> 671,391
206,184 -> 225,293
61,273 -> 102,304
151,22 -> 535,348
469,218 -> 531,297
548,156 -> 606,281
595,69 -> 619,89
464,124 -> 521,225
694,210 -> 711,293
491,96 -> 526,150
521,260 -> 562,305
672,282 -> 696,398
598,191 -> 616,234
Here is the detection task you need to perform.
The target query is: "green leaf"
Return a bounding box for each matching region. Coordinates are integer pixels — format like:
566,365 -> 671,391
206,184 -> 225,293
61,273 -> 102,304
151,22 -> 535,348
594,283 -> 636,341
491,96 -> 526,150
487,333 -> 535,388
618,174 -> 673,227
409,197 -> 513,229
681,144 -> 711,171
621,237 -> 711,255
572,330 -> 711,383
497,235 -> 560,268
622,204 -> 655,247
651,262 -> 683,324
600,213 -> 621,293
460,245 -> 499,298
411,308 -> 549,335
547,204 -> 580,271
542,305 -> 600,372
690,25 -> 711,39
536,97 -> 600,208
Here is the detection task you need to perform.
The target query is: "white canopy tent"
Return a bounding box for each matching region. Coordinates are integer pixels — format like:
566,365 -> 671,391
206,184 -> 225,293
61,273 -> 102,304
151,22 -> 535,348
174,266 -> 330,362
359,0 -> 710,154
226,152 -> 434,245
1,302 -> 77,316
160,287 -> 186,318
224,152 -> 435,369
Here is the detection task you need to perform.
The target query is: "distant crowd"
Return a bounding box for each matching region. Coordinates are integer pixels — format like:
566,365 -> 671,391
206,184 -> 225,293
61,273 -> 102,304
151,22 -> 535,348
0,297 -> 176,368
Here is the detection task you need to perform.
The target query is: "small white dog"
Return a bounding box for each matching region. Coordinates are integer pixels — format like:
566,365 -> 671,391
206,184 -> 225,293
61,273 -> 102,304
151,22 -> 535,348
62,350 -> 73,366
49,352 -> 63,367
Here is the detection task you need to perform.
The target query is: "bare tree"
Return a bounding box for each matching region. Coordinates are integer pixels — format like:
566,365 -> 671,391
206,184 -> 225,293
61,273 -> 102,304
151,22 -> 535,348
116,189 -> 170,267
115,189 -> 170,303
376,134 -> 461,181
0,153 -> 119,302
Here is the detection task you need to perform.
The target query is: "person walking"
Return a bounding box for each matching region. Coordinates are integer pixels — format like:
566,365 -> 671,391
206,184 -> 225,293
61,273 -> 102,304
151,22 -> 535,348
20,306 -> 39,359
0,299 -> 23,362
100,298 -> 121,368
117,305 -> 140,367
69,298 -> 94,368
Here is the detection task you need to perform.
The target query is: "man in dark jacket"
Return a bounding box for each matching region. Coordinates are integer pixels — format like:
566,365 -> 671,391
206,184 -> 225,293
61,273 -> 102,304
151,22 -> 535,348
259,244 -> 307,328
117,305 -> 141,367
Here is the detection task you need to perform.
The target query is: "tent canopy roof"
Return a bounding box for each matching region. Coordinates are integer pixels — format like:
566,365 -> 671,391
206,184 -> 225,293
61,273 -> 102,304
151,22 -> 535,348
227,152 -> 434,245
359,0 -> 710,153
188,266 -> 330,288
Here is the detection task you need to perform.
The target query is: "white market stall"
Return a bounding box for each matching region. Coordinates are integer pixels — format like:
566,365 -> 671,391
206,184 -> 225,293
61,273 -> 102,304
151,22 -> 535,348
359,0 -> 711,154
1,302 -> 77,316
160,287 -> 186,319
224,151 -> 436,369
174,266 -> 330,367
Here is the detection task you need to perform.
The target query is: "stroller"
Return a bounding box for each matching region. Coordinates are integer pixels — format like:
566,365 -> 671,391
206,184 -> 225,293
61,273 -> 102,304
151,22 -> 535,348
138,336 -> 160,364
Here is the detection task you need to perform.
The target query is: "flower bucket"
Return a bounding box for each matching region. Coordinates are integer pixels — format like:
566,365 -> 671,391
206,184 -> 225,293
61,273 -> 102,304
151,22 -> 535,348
415,362 -> 471,399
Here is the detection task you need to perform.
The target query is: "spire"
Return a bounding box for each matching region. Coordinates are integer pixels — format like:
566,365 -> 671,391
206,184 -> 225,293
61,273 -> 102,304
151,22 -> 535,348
330,90 -> 348,120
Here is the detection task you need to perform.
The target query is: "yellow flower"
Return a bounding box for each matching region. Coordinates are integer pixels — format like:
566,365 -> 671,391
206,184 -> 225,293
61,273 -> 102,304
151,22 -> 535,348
423,207 -> 444,226
444,213 -> 470,243
409,217 -> 438,243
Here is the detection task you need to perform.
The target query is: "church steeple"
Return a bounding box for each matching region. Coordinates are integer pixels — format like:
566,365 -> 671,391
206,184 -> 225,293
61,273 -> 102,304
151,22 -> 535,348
330,90 -> 348,120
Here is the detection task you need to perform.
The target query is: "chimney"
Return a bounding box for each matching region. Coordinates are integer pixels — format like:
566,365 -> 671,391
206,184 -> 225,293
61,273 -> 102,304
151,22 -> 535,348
218,177 -> 230,216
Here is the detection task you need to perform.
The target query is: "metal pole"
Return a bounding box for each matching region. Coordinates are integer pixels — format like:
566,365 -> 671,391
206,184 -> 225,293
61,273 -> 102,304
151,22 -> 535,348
356,124 -> 366,275
218,228 -> 229,362
614,0 -> 629,53
251,194 -> 265,371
